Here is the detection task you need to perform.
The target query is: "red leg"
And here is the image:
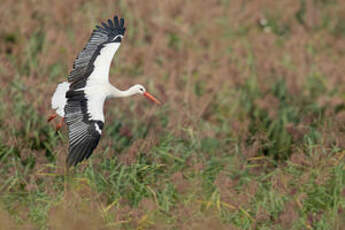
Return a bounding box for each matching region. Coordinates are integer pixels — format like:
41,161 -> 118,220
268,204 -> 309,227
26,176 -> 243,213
48,113 -> 57,122
56,118 -> 64,131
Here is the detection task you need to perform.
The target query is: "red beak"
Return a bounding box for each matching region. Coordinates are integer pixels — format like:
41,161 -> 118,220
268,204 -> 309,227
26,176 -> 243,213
143,92 -> 161,105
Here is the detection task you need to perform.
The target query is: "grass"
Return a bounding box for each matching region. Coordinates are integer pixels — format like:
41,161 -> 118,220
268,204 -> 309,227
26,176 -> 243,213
1,0 -> 345,229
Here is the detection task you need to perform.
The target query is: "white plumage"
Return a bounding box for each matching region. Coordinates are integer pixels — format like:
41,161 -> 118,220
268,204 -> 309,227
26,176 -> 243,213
94,123 -> 102,135
51,81 -> 70,117
84,89 -> 107,122
49,15 -> 161,167
88,42 -> 121,83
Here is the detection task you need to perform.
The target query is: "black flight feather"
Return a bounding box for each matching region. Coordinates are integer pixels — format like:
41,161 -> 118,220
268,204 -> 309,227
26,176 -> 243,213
108,19 -> 114,28
67,15 -> 126,84
64,15 -> 126,167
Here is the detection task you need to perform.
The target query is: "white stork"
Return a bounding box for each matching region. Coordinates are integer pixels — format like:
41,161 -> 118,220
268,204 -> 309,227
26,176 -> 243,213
48,16 -> 161,167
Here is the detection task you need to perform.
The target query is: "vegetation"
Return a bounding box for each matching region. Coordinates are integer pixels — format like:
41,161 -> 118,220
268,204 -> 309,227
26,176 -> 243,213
1,0 -> 345,229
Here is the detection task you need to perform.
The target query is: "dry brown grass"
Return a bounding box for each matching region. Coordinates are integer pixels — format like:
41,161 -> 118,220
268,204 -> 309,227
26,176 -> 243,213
2,0 -> 345,229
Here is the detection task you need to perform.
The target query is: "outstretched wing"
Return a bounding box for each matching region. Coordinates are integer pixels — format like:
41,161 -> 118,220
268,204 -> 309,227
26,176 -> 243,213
63,15 -> 126,166
68,16 -> 126,89
64,90 -> 106,167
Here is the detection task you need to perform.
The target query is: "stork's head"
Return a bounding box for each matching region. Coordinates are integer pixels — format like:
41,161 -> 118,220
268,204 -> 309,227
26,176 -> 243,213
131,84 -> 161,105
132,84 -> 146,95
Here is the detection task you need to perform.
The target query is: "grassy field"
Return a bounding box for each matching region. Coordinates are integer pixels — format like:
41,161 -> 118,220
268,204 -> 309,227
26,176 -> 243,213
1,0 -> 345,229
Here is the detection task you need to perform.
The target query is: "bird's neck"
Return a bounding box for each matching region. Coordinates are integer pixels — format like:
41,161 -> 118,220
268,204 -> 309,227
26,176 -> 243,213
108,85 -> 137,98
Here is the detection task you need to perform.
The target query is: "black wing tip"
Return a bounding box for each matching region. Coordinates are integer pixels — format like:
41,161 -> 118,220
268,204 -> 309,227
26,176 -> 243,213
66,157 -> 78,168
96,15 -> 126,36
66,144 -> 92,168
65,120 -> 103,168
66,149 -> 88,167
66,152 -> 78,167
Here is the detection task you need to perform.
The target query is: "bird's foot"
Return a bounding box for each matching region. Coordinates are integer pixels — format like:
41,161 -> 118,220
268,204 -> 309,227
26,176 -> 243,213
48,113 -> 57,122
55,118 -> 64,131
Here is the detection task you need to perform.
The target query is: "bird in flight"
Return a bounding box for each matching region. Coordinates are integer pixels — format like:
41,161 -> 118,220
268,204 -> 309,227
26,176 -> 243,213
48,15 -> 161,167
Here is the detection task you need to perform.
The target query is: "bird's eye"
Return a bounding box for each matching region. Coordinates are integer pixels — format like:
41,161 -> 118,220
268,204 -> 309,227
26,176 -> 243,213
140,88 -> 144,91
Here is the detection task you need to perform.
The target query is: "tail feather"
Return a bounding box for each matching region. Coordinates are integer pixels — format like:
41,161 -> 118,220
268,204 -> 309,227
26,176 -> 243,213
52,82 -> 70,117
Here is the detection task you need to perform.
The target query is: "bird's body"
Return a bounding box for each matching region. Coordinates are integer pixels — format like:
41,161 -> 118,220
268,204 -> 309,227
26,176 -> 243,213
50,16 -> 160,167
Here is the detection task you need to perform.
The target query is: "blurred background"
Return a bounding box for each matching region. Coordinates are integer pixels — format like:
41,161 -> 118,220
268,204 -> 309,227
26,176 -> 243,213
1,0 -> 345,229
